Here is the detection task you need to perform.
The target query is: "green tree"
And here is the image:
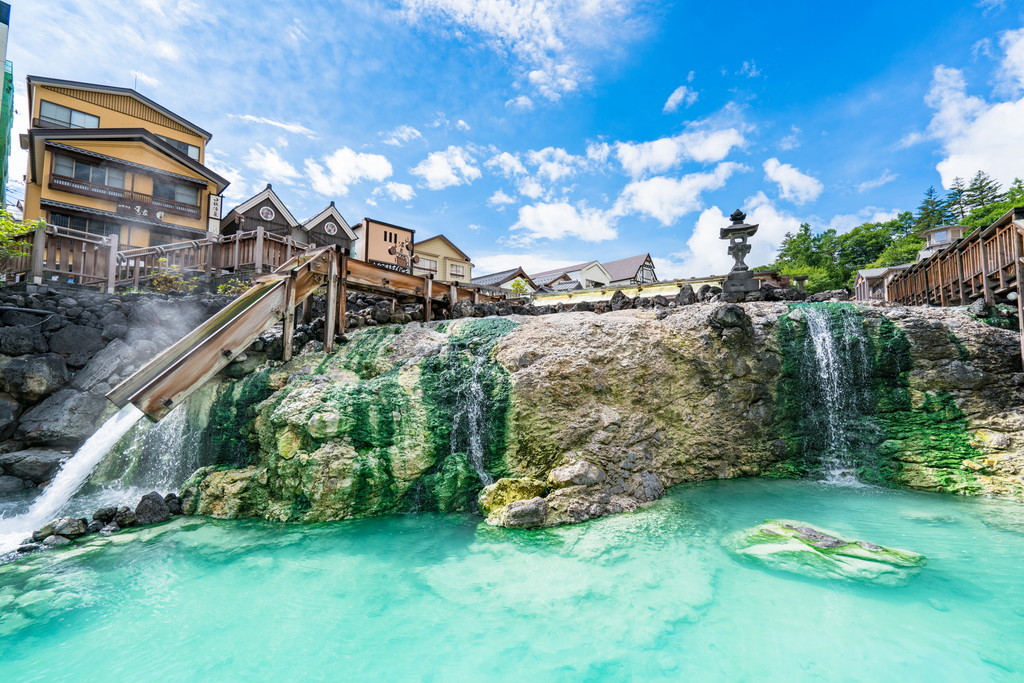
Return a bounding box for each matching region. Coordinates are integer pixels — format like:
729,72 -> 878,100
509,278 -> 529,297
962,177 -> 1024,229
964,170 -> 1004,210
0,211 -> 44,278
914,186 -> 951,232
946,177 -> 968,222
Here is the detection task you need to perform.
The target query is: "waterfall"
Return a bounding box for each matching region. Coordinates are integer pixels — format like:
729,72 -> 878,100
452,355 -> 495,486
798,305 -> 873,485
0,404 -> 144,553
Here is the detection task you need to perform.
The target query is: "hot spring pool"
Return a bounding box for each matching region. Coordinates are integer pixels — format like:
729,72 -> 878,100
2,478 -> 1023,680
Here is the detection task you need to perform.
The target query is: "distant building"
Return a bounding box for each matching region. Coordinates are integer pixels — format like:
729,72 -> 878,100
20,76 -> 229,248
471,266 -> 538,294
220,185 -> 355,253
413,233 -> 473,284
602,253 -> 657,285
854,265 -> 911,301
530,260 -> 612,289
917,225 -> 967,261
350,217 -> 415,273
301,201 -> 356,252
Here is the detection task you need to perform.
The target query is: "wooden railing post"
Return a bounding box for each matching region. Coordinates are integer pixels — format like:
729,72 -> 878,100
978,232 -> 994,305
105,235 -> 117,293
281,275 -> 297,362
323,251 -> 339,354
1013,224 -> 1024,369
423,275 -> 433,323
254,226 -> 265,272
30,223 -> 46,284
338,252 -> 348,335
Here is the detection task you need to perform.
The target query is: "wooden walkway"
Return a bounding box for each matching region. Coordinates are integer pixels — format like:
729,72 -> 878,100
886,206 -> 1024,362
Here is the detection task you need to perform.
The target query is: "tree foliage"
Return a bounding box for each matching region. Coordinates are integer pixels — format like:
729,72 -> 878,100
0,211 -> 45,277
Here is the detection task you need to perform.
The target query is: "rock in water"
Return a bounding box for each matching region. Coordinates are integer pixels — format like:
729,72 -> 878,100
134,491 -> 171,525
723,519 -> 926,586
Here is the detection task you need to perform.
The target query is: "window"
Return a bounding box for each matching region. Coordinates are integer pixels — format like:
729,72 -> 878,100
449,264 -> 465,278
39,100 -> 99,129
417,257 -> 438,273
156,135 -> 200,160
53,154 -> 125,188
931,230 -> 948,244
50,212 -> 120,238
153,179 -> 200,205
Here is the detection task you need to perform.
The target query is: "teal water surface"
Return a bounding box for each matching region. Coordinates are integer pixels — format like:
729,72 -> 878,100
2,478 -> 1024,681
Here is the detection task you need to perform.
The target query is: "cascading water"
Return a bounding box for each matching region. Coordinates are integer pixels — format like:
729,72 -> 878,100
797,304 -> 874,485
451,356 -> 495,486
0,404 -> 144,553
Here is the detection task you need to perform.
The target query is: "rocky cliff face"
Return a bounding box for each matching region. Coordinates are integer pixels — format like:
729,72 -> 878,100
181,302 -> 1024,528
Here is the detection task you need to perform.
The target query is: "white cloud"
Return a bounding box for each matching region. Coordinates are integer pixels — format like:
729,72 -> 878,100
511,201 -> 618,243
305,147 -> 393,196
206,154 -> 251,204
518,178 -> 545,199
663,192 -> 801,279
663,85 -> 698,112
456,119 -> 471,131
856,170 -> 898,193
763,158 -> 824,205
487,190 -> 517,207
586,142 -> 612,164
527,147 -> 581,182
911,29 -> 1024,188
411,145 -> 481,190
402,0 -> 646,100
616,162 -> 747,225
129,70 -> 161,88
739,60 -> 761,77
243,145 -> 301,184
382,125 -> 424,146
231,114 -> 318,139
826,208 -> 900,234
505,95 -> 535,110
778,126 -> 801,151
373,182 -> 417,202
486,152 -> 528,177
616,127 -> 746,177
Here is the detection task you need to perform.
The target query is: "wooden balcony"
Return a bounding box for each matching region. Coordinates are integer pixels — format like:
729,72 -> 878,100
49,174 -> 201,220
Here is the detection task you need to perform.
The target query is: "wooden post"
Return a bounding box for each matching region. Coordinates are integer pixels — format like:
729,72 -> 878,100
323,251 -> 339,354
449,282 -> 458,318
30,223 -> 46,284
472,288 -> 480,305
338,252 -> 348,334
956,249 -> 966,305
105,236 -> 117,293
423,276 -> 433,323
978,231 -> 994,305
281,275 -> 297,362
254,226 -> 265,272
1013,224 -> 1024,370
232,234 -> 241,271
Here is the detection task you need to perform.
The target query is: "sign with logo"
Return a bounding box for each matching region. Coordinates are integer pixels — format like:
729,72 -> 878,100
324,221 -> 338,236
117,202 -> 152,218
259,206 -> 275,221
209,194 -> 223,220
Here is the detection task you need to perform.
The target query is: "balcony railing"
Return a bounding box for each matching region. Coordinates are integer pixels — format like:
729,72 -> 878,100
49,174 -> 201,219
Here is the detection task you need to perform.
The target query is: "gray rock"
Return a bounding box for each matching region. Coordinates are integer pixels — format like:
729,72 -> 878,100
16,542 -> 41,553
41,534 -> 71,546
18,389 -> 109,447
47,324 -> 105,367
113,506 -> 137,528
0,474 -> 25,493
99,523 -> 119,536
967,298 -> 989,316
93,506 -> 117,523
0,326 -> 48,355
501,497 -> 548,528
548,461 -> 607,487
32,522 -> 55,541
0,448 -> 68,483
675,285 -> 696,306
0,354 -> 69,403
134,491 -> 171,525
164,493 -> 183,516
807,289 -> 851,302
52,516 -> 88,539
86,520 -> 104,534
0,392 -> 20,440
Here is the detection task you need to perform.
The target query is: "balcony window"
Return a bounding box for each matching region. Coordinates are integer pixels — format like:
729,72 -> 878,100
157,134 -> 200,160
153,179 -> 200,206
449,263 -> 466,278
54,153 -> 124,188
39,100 -> 99,129
417,257 -> 438,273
50,212 -> 119,238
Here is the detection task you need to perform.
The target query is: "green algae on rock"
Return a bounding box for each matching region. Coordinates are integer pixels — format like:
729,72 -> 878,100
723,518 -> 926,586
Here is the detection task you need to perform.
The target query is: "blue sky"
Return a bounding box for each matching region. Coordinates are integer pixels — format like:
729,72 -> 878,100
6,0 -> 1024,277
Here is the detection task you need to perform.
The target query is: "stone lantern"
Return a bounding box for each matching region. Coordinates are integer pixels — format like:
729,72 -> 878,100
720,209 -> 760,297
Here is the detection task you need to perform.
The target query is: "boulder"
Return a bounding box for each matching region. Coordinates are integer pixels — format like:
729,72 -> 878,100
52,516 -> 88,539
18,389 -> 109,447
807,289 -> 851,302
134,491 -> 171,525
0,392 -> 20,440
99,523 -> 119,536
722,519 -> 926,586
93,507 -> 117,523
0,448 -> 68,483
548,461 -> 607,488
675,285 -> 696,306
41,535 -> 71,547
498,497 -> 548,529
0,326 -> 47,356
0,354 -> 69,402
164,493 -> 183,516
478,478 -> 547,520
86,520 -> 104,534
113,506 -> 137,528
47,324 -> 105,367
0,474 -> 25,493
967,298 -> 989,317
69,339 -> 129,391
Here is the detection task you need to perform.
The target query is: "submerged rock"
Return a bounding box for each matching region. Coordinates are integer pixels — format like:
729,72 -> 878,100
478,478 -> 547,522
134,491 -> 171,525
723,519 -> 926,586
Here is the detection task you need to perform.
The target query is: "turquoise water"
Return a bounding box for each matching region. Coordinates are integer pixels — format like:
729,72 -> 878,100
2,478 -> 1024,681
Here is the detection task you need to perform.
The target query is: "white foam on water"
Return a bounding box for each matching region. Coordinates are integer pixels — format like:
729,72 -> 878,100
0,404 -> 144,553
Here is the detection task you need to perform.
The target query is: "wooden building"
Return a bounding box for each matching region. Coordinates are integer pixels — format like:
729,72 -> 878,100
602,253 -> 658,285
20,76 -> 228,248
302,201 -> 356,252
220,184 -> 301,240
351,217 -> 415,273
413,234 -> 473,284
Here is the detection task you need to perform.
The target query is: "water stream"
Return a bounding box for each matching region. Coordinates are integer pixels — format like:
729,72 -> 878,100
798,305 -> 874,484
454,355 -> 495,486
0,405 -> 144,553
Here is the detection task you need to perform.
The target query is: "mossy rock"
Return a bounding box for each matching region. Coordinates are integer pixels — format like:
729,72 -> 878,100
478,477 -> 548,521
723,519 -> 926,586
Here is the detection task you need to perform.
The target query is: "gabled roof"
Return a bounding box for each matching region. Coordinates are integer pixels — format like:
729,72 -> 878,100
602,253 -> 654,281
26,128 -> 229,190
27,75 -> 212,139
472,266 -> 537,289
548,279 -> 583,291
529,260 -> 600,284
302,201 -> 356,240
223,184 -> 299,227
413,233 -> 472,262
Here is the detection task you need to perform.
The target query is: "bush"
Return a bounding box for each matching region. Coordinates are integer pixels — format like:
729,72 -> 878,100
149,258 -> 198,294
217,278 -> 253,296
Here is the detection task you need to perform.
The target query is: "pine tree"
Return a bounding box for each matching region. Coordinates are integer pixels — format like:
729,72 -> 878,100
964,171 -> 1004,210
913,186 -> 951,233
946,177 -> 968,222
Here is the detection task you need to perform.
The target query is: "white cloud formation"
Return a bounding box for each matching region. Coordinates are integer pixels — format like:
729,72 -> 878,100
616,127 -> 746,177
402,0 -> 646,100
505,95 -> 535,110
486,152 -> 528,177
586,142 -> 612,164
244,145 -> 301,184
906,28 -> 1024,188
130,70 -> 161,88
856,170 -> 898,193
411,145 -> 481,190
763,158 -> 824,205
381,125 -> 424,146
617,162 -> 747,225
825,208 -> 900,234
231,114 -> 318,138
739,60 -> 761,77
663,85 -> 698,112
305,147 -> 393,196
511,201 -> 618,243
778,126 -> 801,151
374,182 -> 417,202
527,147 -> 581,182
205,154 -> 251,204
456,119 -> 471,131
487,190 -> 517,207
